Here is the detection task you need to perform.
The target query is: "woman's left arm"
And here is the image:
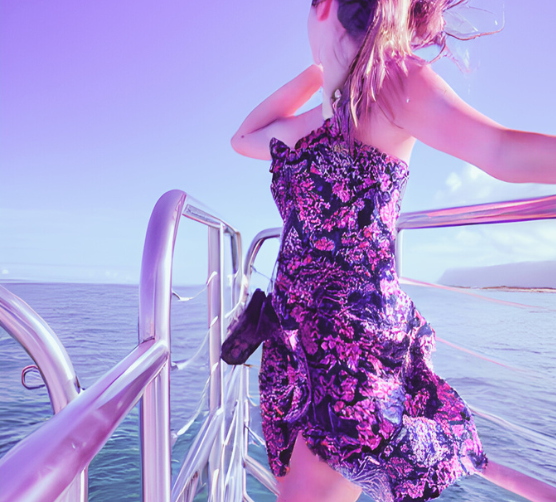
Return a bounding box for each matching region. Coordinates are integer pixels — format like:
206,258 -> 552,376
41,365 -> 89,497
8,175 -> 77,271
490,129 -> 556,183
394,61 -> 556,184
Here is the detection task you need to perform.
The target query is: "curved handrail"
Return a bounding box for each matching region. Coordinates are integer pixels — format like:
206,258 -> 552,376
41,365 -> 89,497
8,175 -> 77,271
182,193 -> 244,311
241,227 -> 282,302
0,284 -> 86,502
0,339 -> 168,502
242,196 -> 556,290
0,285 -> 81,413
0,189 -> 245,502
137,190 -> 246,502
138,189 -> 186,502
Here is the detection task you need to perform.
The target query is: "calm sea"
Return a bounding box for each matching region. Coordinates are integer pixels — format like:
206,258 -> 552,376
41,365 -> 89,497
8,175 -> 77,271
0,282 -> 555,501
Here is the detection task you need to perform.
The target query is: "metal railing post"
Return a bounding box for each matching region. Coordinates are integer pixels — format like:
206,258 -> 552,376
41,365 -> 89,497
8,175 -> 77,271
139,190 -> 187,502
395,229 -> 404,278
241,365 -> 250,500
207,224 -> 225,501
230,231 -> 244,307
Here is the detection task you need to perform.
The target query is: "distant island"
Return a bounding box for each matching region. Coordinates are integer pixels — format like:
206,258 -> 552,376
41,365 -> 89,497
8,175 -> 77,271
438,261 -> 556,290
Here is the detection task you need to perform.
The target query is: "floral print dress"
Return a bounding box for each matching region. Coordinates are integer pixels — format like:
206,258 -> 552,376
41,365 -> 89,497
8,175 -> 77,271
258,113 -> 487,502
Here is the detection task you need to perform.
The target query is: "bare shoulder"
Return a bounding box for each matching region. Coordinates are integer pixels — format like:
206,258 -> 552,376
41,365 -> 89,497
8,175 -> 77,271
355,58 -> 470,162
394,58 -> 462,123
352,60 -> 437,163
404,57 -> 441,83
231,106 -> 324,160
390,56 -> 505,171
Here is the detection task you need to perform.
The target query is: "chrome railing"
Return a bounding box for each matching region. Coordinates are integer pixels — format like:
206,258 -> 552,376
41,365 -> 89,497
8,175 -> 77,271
0,336 -> 167,502
395,194 -> 556,277
1,191 -> 554,502
0,285 -> 86,502
239,227 -> 283,499
0,189 -> 250,502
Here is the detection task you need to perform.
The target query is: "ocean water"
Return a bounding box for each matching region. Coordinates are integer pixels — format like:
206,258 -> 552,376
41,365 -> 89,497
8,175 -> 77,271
0,281 -> 555,501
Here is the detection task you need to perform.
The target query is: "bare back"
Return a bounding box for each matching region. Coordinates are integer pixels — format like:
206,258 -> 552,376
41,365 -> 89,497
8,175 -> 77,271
280,100 -> 416,165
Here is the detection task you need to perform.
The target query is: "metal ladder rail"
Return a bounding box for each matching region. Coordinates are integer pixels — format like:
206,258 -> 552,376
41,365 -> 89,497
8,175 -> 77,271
169,191 -> 248,502
0,189 -> 246,502
1,192 -> 553,502
173,225 -> 284,501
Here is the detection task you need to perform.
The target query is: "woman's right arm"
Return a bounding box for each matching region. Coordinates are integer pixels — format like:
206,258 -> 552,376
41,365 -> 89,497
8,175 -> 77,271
231,64 -> 323,160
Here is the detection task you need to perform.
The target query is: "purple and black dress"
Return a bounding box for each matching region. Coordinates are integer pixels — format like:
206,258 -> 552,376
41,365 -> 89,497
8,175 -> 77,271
258,113 -> 487,502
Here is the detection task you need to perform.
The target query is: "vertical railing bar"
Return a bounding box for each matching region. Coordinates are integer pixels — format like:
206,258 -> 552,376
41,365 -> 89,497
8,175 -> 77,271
223,364 -> 240,401
395,229 -> 403,278
223,400 -> 243,500
139,190 -> 186,502
236,367 -> 246,502
171,408 -> 224,502
217,222 -> 226,501
222,401 -> 239,493
178,203 -> 245,502
242,364 -> 250,497
236,371 -> 246,501
207,223 -> 225,502
238,229 -> 283,501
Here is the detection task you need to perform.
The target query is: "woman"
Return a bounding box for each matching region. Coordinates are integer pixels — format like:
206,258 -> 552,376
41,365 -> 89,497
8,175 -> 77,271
231,0 -> 556,500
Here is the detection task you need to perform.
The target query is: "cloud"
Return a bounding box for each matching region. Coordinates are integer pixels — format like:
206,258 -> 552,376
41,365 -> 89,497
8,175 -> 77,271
401,164 -> 556,282
392,163 -> 556,282
435,164 -> 556,263
434,163 -> 556,206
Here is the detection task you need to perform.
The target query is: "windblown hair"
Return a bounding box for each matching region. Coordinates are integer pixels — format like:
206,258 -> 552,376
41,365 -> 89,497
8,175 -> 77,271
312,0 -> 470,148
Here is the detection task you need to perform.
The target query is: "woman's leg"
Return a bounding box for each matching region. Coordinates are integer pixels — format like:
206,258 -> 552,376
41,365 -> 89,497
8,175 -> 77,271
480,460 -> 556,502
276,431 -> 363,502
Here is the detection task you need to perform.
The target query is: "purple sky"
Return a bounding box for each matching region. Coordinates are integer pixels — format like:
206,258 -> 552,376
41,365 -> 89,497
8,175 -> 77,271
1,0 -> 555,285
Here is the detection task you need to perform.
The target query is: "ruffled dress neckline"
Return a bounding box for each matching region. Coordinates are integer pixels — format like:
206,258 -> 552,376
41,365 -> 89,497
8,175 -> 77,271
269,111 -> 409,173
